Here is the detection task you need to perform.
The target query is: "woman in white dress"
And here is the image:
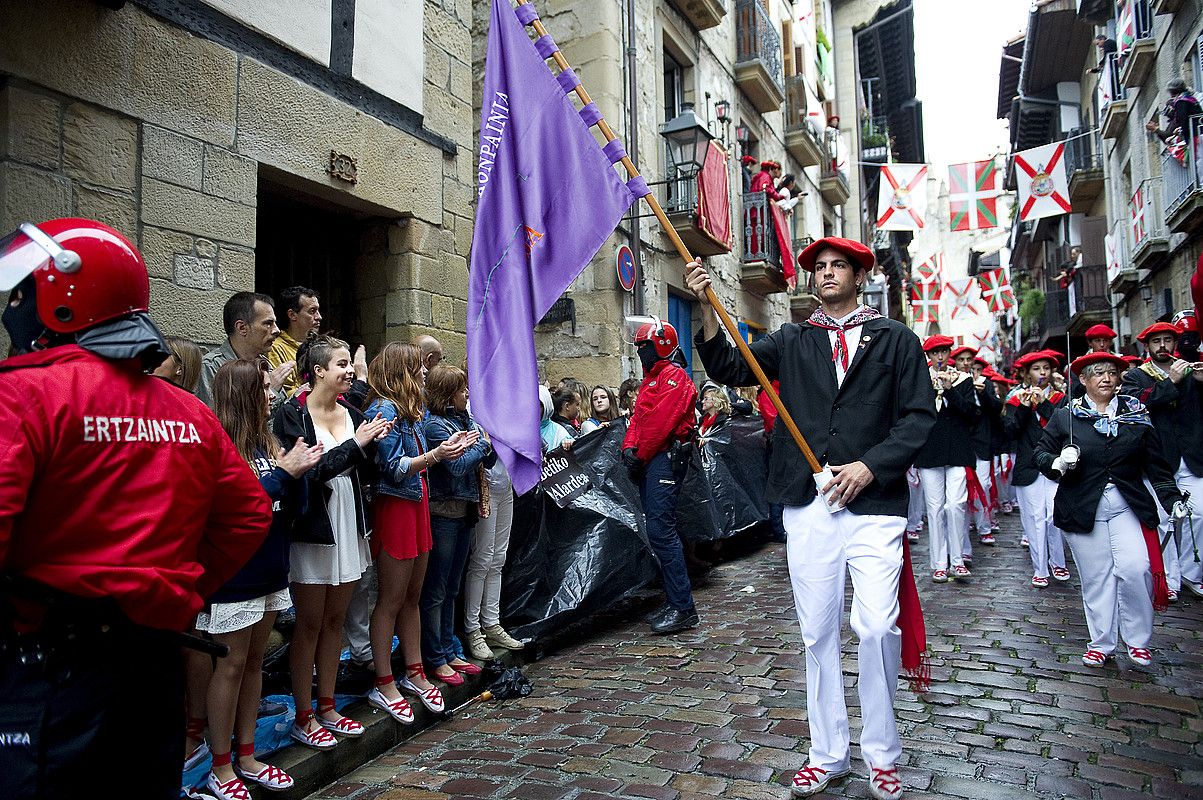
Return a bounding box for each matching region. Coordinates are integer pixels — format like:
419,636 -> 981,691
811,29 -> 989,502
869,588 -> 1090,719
273,336 -> 391,749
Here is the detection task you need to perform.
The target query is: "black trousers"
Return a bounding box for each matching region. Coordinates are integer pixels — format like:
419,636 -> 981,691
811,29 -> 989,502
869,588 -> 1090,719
0,625 -> 185,799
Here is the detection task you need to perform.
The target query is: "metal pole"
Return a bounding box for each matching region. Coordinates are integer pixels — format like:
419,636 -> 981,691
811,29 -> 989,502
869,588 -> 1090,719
624,0 -> 644,316
513,0 -> 823,473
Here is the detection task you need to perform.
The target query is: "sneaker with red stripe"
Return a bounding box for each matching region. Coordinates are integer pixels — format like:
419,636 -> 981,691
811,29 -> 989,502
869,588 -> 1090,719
790,764 -> 850,797
868,765 -> 904,799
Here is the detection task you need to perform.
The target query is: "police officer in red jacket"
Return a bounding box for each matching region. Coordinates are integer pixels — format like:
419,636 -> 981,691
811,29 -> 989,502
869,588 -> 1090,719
0,218 -> 273,799
622,319 -> 700,634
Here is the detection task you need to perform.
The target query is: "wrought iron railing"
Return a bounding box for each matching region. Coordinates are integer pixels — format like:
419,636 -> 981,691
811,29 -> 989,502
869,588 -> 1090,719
1162,115 -> 1203,217
821,131 -> 849,193
742,191 -> 781,267
1066,128 -> 1102,175
1129,177 -> 1165,252
784,75 -> 814,136
1098,52 -> 1124,114
735,0 -> 784,94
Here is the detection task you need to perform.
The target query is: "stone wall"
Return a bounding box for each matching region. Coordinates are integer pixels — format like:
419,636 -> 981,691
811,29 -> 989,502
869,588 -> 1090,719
0,0 -> 475,363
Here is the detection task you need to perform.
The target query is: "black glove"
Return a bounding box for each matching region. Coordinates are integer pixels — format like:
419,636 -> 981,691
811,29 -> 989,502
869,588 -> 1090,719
622,447 -> 644,479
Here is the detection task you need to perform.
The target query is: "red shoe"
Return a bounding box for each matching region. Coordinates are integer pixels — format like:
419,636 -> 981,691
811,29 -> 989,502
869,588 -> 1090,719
430,666 -> 464,686
449,659 -> 482,676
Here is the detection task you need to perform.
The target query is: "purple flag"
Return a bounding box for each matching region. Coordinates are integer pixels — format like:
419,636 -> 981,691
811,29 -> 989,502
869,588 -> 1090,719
468,0 -> 640,494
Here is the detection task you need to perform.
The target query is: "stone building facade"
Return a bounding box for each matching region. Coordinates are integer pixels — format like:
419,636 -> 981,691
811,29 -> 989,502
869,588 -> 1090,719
473,0 -> 852,388
0,0 -> 476,361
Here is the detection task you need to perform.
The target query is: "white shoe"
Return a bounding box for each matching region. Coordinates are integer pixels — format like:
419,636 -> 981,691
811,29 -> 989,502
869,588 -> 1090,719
367,686 -> 415,724
465,629 -> 495,660
790,764 -> 850,797
868,765 -> 904,799
482,624 -> 524,650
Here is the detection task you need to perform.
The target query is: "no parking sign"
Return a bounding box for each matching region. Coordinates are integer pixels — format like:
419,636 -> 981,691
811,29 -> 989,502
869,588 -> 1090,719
616,245 -> 636,292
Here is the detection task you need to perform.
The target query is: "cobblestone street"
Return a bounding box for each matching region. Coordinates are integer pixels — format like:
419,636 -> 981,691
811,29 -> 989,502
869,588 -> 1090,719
311,513 -> 1203,800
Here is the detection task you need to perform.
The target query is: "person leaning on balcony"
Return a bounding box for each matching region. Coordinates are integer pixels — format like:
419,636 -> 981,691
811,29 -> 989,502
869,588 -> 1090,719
1146,78 -> 1201,144
750,160 -> 784,200
1088,34 -> 1116,73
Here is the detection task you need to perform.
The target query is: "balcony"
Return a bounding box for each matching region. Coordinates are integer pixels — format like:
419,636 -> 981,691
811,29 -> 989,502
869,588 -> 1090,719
789,237 -> 818,320
734,0 -> 785,114
1099,53 -> 1129,139
1162,116 -> 1203,234
1066,128 -> 1104,207
740,191 -> 787,294
1128,178 -> 1169,273
663,169 -> 733,257
783,76 -> 823,168
667,0 -> 725,30
820,133 -> 849,206
861,116 -> 890,163
1066,264 -> 1114,334
1119,0 -> 1156,89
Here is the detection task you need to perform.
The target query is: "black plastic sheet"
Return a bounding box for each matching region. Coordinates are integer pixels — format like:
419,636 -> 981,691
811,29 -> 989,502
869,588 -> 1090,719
500,416 -> 770,641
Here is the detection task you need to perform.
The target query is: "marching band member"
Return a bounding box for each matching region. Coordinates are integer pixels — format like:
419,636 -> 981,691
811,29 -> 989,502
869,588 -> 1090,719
1035,352 -> 1185,667
916,337 -> 977,582
1085,323 -> 1119,354
1003,352 -> 1070,587
955,347 -> 1001,547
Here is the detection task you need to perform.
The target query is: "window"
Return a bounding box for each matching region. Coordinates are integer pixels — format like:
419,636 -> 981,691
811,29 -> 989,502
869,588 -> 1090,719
664,51 -> 684,124
667,293 -> 696,375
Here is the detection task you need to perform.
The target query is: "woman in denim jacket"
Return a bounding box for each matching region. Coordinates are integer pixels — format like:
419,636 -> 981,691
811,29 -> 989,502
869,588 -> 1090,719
363,343 -> 472,720
422,364 -> 494,682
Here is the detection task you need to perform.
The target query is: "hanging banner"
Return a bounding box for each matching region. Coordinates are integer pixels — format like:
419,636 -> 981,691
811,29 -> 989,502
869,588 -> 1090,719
978,267 -> 1016,313
946,278 -> 981,321
1014,140 -> 1071,222
915,253 -> 943,285
1105,225 -> 1123,285
948,160 -> 1000,231
876,164 -> 928,230
910,281 -> 941,323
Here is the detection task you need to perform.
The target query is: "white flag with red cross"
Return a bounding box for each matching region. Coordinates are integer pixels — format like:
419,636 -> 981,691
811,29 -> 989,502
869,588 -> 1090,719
876,164 -> 928,230
1117,0 -> 1136,53
1129,184 -> 1148,249
946,278 -> 981,321
915,253 -> 943,285
977,267 -> 1016,313
1014,141 -> 1071,222
1105,225 -> 1123,285
948,160 -> 1000,231
910,281 -> 941,323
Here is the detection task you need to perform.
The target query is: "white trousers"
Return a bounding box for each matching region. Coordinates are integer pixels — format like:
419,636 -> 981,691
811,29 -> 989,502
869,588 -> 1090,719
1160,461 -> 1203,592
919,466 -> 966,570
972,458 -> 994,533
1064,485 -> 1153,653
996,454 -> 1015,505
785,498 -> 903,771
464,461 -> 515,631
1015,475 -> 1066,578
906,469 -> 924,531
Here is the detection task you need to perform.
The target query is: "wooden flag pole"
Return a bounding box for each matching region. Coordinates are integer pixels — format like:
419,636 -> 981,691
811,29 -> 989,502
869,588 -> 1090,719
513,0 -> 823,474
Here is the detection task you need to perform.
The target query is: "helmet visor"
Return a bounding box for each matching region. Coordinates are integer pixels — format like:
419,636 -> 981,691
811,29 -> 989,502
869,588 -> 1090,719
623,315 -> 661,345
0,227 -> 53,291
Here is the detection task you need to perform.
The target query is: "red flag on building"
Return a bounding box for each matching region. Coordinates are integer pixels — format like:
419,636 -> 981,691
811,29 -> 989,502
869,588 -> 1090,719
948,160 -> 1000,231
977,268 -> 1016,313
910,281 -> 941,323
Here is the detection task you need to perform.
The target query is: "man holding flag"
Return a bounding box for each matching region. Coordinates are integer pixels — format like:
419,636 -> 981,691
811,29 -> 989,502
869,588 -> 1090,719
687,238 -> 935,800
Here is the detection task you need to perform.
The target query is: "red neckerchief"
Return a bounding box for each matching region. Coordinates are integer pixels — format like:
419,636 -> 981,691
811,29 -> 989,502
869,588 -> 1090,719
807,306 -> 881,370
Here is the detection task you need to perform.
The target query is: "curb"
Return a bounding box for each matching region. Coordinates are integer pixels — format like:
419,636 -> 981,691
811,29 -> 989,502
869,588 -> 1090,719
262,648 -> 529,799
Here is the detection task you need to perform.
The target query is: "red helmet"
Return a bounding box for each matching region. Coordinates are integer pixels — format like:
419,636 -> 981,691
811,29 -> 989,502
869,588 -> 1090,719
634,318 -> 679,358
1173,309 -> 1197,333
0,218 -> 149,334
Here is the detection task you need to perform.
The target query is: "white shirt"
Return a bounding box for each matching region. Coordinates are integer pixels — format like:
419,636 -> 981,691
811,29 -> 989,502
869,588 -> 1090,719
824,305 -> 869,388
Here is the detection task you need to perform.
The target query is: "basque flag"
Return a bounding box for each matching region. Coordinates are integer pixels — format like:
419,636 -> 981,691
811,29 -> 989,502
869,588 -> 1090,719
468,0 -> 643,494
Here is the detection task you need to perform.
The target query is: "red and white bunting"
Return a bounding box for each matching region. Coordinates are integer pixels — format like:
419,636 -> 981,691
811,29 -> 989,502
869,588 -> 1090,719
948,160 -> 1000,231
910,281 -> 941,323
946,278 -> 981,321
1014,141 -> 1071,222
977,268 -> 1016,314
876,164 -> 928,230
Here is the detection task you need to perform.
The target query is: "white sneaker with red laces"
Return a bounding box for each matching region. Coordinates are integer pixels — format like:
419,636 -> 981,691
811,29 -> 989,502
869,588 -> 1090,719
1127,646 -> 1152,667
868,765 -> 904,799
790,764 -> 851,797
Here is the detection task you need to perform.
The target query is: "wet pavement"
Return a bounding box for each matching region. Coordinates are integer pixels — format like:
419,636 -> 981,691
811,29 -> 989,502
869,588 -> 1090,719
308,511 -> 1203,799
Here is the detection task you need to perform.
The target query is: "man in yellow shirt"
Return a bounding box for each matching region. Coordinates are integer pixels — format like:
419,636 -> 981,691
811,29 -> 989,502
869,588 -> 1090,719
267,286 -> 322,395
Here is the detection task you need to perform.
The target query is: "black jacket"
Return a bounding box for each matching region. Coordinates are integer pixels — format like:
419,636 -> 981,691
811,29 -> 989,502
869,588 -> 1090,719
1001,389 -> 1066,487
272,397 -> 376,545
914,374 -> 977,469
1033,397 -> 1182,533
695,316 -> 936,516
1121,364 -> 1203,475
971,380 -> 1002,461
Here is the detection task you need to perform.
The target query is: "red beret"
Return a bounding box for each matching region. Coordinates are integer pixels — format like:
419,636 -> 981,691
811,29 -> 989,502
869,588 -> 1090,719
796,236 -> 875,273
1014,352 -> 1056,371
1123,354 -> 1144,366
1070,351 -> 1128,376
1084,324 -> 1118,339
760,160 -> 781,169
950,345 -> 978,359
1136,321 -> 1180,342
923,335 -> 955,352
1037,349 -> 1064,366
974,355 -> 991,368
741,155 -> 757,165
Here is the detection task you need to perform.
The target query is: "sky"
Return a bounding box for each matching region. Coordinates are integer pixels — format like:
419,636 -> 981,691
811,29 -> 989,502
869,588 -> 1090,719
913,0 -> 1033,175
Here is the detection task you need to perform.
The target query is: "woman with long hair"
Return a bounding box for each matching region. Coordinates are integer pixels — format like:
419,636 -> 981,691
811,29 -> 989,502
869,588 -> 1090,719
423,364 -> 493,683
273,336 -> 392,749
202,360 -> 323,799
363,343 -> 472,721
584,385 -> 620,432
618,377 -> 640,417
152,334 -> 203,393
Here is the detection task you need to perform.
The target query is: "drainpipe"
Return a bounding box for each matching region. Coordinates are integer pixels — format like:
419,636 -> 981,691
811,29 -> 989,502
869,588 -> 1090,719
625,0 -> 644,316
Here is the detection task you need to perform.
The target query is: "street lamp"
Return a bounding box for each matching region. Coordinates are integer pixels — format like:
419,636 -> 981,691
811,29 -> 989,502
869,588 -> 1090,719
660,103 -> 715,177
714,99 -> 731,124
1140,282 -> 1153,304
